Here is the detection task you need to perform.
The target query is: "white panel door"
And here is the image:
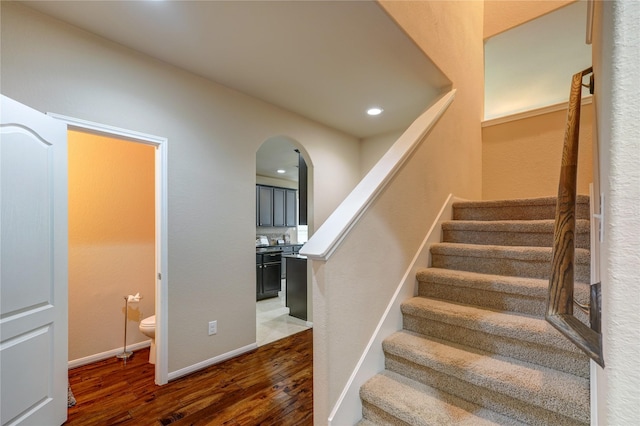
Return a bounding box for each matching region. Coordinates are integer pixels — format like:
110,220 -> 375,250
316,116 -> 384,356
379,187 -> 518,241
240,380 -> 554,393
1,95 -> 68,426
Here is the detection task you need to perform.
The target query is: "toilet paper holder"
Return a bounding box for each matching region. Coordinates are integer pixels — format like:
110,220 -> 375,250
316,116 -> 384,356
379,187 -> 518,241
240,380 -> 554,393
116,293 -> 141,362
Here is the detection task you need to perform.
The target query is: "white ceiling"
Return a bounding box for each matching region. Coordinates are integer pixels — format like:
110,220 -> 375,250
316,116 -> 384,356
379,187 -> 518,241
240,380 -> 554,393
22,0 -> 449,141
14,1 -> 593,181
256,138 -> 300,182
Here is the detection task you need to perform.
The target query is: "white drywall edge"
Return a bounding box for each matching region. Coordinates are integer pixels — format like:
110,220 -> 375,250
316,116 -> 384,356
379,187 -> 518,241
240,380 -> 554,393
482,95 -> 593,127
299,89 -> 456,261
328,194 -> 462,425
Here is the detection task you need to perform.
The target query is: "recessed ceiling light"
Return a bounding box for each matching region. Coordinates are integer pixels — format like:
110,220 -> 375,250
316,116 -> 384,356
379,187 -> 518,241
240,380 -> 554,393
367,107 -> 384,116
277,169 -> 286,174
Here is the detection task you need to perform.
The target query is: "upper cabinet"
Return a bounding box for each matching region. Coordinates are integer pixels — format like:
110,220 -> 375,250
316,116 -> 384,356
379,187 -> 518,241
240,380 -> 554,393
285,189 -> 296,227
257,185 -> 274,226
256,185 -> 297,228
273,187 -> 286,227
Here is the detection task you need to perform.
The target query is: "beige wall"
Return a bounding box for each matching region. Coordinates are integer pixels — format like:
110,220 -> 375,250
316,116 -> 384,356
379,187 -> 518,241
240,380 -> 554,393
68,130 -> 156,361
484,0 -> 575,39
379,1 -> 484,201
482,103 -> 594,200
1,2 -> 361,373
359,129 -> 403,177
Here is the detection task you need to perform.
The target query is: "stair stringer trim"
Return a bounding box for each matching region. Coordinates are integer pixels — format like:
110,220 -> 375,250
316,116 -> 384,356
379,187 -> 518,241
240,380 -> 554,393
328,193 -> 463,426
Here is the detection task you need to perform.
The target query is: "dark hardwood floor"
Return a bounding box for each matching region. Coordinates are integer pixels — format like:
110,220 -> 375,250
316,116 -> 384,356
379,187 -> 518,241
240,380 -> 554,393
65,329 -> 312,426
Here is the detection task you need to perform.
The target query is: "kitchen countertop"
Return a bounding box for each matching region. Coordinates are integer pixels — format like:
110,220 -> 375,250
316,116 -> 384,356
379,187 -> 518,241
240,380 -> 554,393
256,246 -> 284,254
282,254 -> 307,260
256,243 -> 303,254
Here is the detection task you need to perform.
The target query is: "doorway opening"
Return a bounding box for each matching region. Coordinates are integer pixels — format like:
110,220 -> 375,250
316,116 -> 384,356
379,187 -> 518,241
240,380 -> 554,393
50,114 -> 168,385
255,136 -> 313,346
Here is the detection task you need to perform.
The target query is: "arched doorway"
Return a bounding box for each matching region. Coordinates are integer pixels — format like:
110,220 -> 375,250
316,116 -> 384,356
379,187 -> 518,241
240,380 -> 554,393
255,136 -> 313,346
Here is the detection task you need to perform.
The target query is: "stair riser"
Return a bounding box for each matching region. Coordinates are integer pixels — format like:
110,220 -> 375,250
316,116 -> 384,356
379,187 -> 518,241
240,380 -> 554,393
418,281 -> 545,316
361,402 -> 411,426
431,254 -> 590,282
385,355 -> 588,426
443,229 -> 590,249
452,202 -> 590,221
417,282 -> 591,325
402,315 -> 589,378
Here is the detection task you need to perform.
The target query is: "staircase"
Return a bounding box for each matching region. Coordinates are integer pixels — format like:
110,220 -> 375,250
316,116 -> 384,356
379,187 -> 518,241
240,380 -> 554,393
359,196 -> 592,425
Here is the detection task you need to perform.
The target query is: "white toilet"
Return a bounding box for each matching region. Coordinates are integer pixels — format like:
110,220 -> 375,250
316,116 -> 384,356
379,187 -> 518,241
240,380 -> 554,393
139,315 -> 156,364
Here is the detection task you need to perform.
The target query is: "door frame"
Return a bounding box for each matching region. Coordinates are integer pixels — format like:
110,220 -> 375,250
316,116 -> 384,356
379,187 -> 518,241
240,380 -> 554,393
48,113 -> 169,385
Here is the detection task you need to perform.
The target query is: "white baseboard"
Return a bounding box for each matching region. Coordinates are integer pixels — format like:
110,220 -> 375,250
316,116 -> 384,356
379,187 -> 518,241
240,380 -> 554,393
167,343 -> 258,382
328,194 -> 459,426
68,340 -> 151,369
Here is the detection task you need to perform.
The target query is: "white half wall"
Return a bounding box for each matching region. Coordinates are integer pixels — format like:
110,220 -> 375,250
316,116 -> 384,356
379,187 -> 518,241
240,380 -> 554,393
328,194 -> 458,425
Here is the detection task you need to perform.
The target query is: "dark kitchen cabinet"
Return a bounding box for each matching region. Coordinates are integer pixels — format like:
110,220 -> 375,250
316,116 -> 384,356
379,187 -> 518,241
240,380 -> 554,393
298,152 -> 308,225
256,185 -> 296,228
257,186 -> 273,227
281,246 -> 293,279
285,189 -> 296,227
273,187 -> 286,227
256,252 -> 281,300
285,255 -> 307,321
280,244 -> 303,279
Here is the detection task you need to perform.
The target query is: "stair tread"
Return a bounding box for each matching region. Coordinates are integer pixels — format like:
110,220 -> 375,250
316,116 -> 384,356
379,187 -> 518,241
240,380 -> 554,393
383,330 -> 590,418
452,195 -> 589,209
355,419 -> 378,426
430,243 -> 590,282
442,219 -> 590,232
431,242 -> 590,263
417,267 -> 591,298
361,370 -> 525,426
401,296 -> 587,354
451,195 -> 590,221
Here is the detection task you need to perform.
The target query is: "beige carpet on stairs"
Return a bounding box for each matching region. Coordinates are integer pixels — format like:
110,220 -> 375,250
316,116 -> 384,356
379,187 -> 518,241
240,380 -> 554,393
359,196 -> 591,425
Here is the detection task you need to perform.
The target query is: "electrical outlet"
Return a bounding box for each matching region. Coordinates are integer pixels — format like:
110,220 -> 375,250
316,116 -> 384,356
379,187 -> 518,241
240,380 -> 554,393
208,320 -> 217,336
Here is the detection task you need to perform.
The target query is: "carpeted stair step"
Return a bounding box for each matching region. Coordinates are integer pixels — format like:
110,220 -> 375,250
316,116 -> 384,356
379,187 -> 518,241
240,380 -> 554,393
442,219 -> 590,249
452,195 -> 590,221
430,243 -> 590,283
360,195 -> 592,424
360,370 -> 525,426
355,419 -> 378,426
401,297 -> 590,378
416,267 -> 590,318
383,331 -> 590,425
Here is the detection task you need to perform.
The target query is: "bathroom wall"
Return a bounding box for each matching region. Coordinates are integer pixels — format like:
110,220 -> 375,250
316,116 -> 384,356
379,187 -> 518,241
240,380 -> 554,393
68,129 -> 156,362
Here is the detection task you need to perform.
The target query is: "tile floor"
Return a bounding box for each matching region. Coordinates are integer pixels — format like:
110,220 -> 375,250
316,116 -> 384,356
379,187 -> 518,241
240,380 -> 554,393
256,280 -> 311,346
